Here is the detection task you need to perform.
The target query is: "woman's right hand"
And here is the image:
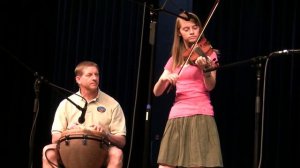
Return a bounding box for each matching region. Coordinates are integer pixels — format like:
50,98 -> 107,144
154,70 -> 179,96
160,72 -> 179,86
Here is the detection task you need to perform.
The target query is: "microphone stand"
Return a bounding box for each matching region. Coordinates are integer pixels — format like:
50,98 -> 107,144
142,7 -> 157,168
205,49 -> 300,168
28,73 -> 87,168
41,78 -> 88,124
153,8 -> 190,21
28,72 -> 41,168
142,0 -> 219,166
253,57 -> 263,168
205,55 -> 267,168
142,3 -> 188,167
1,46 -> 87,168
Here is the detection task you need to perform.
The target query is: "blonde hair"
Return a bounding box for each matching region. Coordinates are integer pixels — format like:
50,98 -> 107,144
74,61 -> 99,76
171,12 -> 203,70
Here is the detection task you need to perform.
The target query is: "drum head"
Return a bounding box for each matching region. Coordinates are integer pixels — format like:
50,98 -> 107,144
57,129 -> 109,168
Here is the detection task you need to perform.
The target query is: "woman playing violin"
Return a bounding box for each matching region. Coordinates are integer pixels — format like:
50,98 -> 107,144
153,12 -> 223,168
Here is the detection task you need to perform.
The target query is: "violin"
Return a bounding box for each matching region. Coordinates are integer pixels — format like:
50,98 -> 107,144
182,36 -> 214,62
166,0 -> 220,94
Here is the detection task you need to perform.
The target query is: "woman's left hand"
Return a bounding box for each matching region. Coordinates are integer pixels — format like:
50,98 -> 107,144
194,56 -> 212,70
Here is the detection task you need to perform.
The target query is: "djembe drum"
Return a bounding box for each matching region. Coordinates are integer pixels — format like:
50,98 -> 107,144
57,129 -> 109,168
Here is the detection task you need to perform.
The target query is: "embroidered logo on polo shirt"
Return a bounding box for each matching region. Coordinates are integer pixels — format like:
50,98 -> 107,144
97,106 -> 106,113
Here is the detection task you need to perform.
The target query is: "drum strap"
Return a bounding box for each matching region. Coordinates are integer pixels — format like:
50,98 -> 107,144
45,147 -> 62,168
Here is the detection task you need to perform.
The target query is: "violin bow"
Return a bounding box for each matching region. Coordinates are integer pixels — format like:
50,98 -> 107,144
178,0 -> 220,76
167,0 -> 220,93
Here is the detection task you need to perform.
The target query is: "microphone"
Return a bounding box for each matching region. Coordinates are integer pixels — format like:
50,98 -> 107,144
271,49 -> 300,55
183,10 -> 191,21
66,93 -> 88,124
41,79 -> 89,124
178,8 -> 190,21
78,99 -> 87,124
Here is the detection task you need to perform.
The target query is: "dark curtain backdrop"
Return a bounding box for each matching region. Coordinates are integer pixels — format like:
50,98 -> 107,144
1,0 -> 299,168
152,0 -> 299,168
195,0 -> 300,168
1,0 -> 153,168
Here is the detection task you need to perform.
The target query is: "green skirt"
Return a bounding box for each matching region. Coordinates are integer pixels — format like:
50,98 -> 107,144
157,115 -> 223,167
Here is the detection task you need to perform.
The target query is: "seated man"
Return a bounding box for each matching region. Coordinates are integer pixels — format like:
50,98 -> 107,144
42,61 -> 126,168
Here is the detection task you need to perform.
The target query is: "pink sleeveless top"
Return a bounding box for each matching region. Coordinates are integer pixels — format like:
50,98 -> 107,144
164,52 -> 217,119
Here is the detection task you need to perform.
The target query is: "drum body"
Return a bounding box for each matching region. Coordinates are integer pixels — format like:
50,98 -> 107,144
57,129 -> 109,168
